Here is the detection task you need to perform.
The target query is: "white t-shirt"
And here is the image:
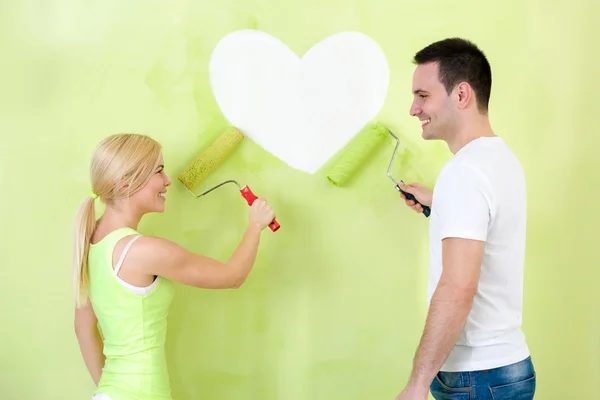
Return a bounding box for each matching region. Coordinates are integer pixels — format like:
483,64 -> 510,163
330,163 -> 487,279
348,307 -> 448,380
428,136 -> 530,372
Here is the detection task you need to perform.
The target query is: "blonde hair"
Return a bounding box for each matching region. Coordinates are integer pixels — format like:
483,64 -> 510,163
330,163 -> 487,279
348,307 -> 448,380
73,133 -> 162,307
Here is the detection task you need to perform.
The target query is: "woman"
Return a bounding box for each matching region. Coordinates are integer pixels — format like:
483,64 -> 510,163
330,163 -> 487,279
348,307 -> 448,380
73,133 -> 276,400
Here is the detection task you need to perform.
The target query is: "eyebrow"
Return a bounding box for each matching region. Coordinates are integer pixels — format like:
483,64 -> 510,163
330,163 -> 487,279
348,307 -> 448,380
156,164 -> 164,170
413,89 -> 429,95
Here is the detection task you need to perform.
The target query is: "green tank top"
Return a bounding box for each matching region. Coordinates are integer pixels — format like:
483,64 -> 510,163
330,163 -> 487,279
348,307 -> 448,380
88,227 -> 175,400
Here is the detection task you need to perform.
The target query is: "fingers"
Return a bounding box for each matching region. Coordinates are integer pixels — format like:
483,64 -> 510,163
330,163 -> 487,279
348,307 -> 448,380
398,192 -> 423,213
252,197 -> 268,209
398,184 -> 411,202
407,200 -> 422,213
398,182 -> 425,213
253,197 -> 275,218
398,189 -> 415,206
399,192 -> 413,205
398,182 -> 410,193
263,202 -> 275,219
399,183 -> 416,202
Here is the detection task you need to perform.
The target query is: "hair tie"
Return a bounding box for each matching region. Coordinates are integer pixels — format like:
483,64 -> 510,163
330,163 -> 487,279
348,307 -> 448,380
90,191 -> 98,199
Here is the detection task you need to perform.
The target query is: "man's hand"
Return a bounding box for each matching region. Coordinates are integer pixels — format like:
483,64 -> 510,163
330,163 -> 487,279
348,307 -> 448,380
398,182 -> 432,214
394,384 -> 429,400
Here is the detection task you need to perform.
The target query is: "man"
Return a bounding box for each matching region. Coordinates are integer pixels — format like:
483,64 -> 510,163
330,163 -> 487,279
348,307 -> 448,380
394,38 -> 536,400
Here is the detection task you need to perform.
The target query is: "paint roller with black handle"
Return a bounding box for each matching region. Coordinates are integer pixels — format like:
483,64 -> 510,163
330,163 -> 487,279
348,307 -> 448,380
177,126 -> 280,232
325,121 -> 430,218
386,129 -> 431,217
326,121 -> 390,187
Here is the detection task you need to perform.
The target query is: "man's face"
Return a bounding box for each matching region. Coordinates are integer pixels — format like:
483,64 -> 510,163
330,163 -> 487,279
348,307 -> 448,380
409,62 -> 457,141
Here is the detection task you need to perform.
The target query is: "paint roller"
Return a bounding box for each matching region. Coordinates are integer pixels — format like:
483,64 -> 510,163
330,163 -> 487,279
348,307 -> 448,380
386,129 -> 430,217
325,122 -> 431,218
326,121 -> 389,187
177,126 -> 280,232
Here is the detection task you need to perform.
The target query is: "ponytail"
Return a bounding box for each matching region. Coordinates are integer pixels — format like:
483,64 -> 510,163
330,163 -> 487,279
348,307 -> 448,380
73,194 -> 97,307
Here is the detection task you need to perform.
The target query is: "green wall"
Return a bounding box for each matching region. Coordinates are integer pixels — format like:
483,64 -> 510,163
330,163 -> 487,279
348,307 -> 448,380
1,1 -> 598,399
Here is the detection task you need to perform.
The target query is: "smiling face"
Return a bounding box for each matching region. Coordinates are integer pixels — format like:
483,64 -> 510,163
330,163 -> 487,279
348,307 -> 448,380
409,62 -> 459,142
127,153 -> 172,214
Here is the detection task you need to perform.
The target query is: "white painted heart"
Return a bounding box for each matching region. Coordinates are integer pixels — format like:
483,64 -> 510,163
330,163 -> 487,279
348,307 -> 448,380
208,30 -> 390,174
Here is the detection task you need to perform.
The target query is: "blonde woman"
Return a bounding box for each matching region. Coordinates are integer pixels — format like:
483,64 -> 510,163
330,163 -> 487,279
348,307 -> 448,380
73,133 -> 276,400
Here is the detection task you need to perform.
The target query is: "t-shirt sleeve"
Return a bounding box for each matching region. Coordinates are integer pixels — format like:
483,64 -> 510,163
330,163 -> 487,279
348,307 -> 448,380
434,164 -> 491,242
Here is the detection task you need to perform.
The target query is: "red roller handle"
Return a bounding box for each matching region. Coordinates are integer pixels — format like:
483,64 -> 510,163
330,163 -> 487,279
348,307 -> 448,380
239,185 -> 280,232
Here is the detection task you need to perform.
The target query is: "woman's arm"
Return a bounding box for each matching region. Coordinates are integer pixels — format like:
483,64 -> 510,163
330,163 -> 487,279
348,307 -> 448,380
74,302 -> 104,385
124,198 -> 276,289
138,220 -> 263,289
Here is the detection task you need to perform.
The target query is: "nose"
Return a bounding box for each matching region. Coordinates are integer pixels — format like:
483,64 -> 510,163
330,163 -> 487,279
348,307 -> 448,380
409,101 -> 421,117
164,173 -> 172,187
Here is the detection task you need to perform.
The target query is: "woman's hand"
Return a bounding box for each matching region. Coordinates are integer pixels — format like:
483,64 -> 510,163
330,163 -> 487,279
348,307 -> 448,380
249,198 -> 276,230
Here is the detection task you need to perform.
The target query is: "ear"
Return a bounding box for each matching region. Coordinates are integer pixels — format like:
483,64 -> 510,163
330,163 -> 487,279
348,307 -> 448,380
455,82 -> 473,110
116,179 -> 130,193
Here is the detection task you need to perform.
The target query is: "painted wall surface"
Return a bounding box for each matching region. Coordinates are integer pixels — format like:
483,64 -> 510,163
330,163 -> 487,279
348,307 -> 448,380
1,1 -> 598,399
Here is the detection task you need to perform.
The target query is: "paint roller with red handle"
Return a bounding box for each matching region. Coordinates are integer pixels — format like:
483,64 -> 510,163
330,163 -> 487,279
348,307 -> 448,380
177,126 -> 281,232
181,179 -> 280,232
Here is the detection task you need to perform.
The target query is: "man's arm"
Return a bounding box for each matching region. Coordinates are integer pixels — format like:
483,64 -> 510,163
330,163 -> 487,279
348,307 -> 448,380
405,237 -> 484,392
396,164 -> 491,399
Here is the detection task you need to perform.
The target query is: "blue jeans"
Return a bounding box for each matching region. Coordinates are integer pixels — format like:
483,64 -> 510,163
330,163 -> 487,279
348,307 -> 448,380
430,356 -> 536,399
